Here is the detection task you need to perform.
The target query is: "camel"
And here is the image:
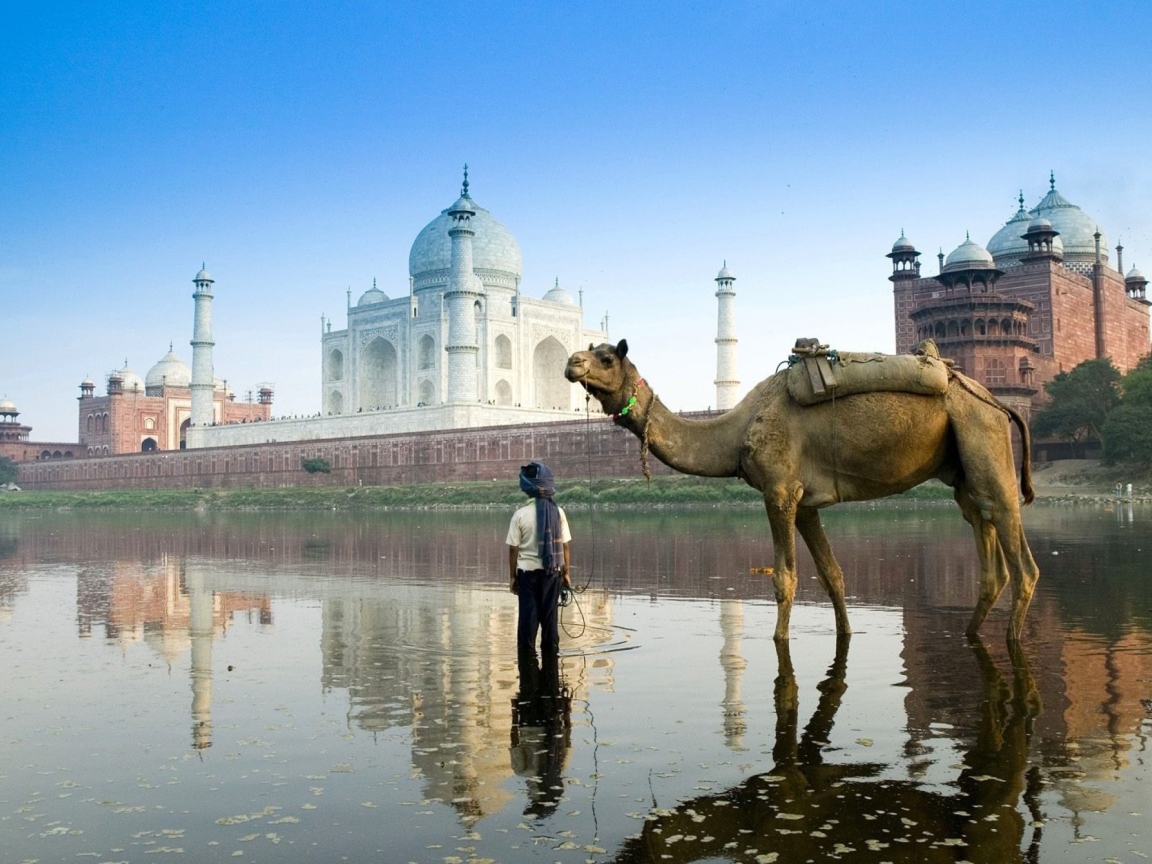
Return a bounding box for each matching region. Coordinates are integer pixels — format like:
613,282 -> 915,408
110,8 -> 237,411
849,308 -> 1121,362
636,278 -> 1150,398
565,340 -> 1041,642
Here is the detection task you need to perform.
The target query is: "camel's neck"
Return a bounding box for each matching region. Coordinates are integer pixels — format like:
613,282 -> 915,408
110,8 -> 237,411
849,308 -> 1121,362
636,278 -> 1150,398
616,381 -> 750,478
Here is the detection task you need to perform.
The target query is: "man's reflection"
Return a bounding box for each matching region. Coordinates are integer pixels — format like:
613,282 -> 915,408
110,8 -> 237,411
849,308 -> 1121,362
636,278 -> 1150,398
511,651 -> 572,817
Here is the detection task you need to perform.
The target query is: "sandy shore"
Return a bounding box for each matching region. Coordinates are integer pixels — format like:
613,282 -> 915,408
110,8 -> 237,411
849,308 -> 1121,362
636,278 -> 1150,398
1031,459 -> 1151,503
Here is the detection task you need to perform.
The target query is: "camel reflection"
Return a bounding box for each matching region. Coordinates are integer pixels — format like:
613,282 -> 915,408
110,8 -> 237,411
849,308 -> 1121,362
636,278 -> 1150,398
511,652 -> 573,817
614,636 -> 1042,863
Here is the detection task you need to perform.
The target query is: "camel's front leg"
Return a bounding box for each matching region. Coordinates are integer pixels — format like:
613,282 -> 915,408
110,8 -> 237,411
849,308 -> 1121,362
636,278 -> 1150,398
765,484 -> 802,641
796,508 -> 851,635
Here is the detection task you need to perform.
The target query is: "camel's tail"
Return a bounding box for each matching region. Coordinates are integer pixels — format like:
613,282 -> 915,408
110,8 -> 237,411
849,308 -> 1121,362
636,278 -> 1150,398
949,370 -> 1035,505
1004,403 -> 1035,505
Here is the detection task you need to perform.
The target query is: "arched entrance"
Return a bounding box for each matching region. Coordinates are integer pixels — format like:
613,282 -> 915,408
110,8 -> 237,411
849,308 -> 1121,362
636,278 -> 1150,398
495,379 -> 513,405
532,337 -> 570,409
360,338 -> 399,410
141,438 -> 158,452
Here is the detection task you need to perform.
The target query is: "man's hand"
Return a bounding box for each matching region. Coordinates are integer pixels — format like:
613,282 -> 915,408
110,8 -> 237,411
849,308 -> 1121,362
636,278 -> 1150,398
509,575 -> 518,595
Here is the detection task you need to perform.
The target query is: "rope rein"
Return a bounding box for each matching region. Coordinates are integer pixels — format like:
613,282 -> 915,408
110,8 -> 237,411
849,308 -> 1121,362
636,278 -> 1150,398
948,369 -> 1015,417
561,373 -> 651,636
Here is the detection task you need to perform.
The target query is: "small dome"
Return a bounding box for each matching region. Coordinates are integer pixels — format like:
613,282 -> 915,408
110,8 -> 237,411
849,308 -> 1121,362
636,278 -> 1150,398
944,236 -> 995,271
1127,265 -> 1147,282
543,278 -> 576,306
81,377 -> 94,387
114,363 -> 145,393
1027,216 -> 1053,231
0,398 -> 17,414
194,266 -> 213,283
447,194 -> 476,216
891,233 -> 916,253
145,349 -> 192,389
716,262 -> 735,280
358,287 -> 388,306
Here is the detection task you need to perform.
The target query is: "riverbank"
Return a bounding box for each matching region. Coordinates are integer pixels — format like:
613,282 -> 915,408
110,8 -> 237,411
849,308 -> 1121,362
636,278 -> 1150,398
0,460 -> 1146,510
0,474 -> 952,510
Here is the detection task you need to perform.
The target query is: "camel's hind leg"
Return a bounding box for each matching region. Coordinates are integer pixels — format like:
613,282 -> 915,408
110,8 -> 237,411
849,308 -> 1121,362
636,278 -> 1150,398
1000,516 -> 1041,641
954,482 -> 1009,637
764,484 -> 803,641
948,386 -> 1042,641
796,508 -> 851,635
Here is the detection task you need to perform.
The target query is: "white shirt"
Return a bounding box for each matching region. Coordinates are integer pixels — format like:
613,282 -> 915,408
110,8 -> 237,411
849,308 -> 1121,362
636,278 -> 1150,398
506,501 -> 571,571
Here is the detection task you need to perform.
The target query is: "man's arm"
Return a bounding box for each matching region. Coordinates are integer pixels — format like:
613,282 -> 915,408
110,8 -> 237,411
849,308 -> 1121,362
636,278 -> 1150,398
508,545 -> 519,594
561,542 -> 571,586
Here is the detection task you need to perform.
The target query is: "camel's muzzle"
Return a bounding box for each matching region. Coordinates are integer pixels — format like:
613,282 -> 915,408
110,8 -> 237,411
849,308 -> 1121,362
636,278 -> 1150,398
564,359 -> 588,384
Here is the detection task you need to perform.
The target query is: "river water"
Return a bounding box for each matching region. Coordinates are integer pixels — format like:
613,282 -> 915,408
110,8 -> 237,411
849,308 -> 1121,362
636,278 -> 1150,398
1,504 -> 1149,863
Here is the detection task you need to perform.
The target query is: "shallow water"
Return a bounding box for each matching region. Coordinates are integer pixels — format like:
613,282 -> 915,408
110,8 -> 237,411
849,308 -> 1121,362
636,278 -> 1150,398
1,504 -> 1150,863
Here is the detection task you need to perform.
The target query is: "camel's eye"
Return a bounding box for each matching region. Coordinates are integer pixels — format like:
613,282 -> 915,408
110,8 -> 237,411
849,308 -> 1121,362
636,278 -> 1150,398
599,355 -> 613,367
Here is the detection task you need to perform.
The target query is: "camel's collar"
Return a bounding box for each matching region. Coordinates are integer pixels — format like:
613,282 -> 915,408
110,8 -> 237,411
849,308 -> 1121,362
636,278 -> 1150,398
611,378 -> 646,419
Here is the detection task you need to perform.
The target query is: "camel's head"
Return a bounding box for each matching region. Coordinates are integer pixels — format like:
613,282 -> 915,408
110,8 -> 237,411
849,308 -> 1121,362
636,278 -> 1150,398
565,339 -> 638,415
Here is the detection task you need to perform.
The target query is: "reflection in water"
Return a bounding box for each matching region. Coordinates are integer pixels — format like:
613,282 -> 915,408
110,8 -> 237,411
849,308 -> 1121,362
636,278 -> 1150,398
615,636 -> 1043,863
187,566 -> 214,750
719,599 -> 747,750
511,651 -> 573,817
1,507 -> 1150,862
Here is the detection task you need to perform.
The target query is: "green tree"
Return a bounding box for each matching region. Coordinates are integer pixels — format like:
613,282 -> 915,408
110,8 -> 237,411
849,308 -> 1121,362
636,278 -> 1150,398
0,456 -> 17,485
1101,356 -> 1152,465
1032,358 -> 1121,453
1118,354 -> 1152,407
302,457 -> 331,474
1102,404 -> 1152,465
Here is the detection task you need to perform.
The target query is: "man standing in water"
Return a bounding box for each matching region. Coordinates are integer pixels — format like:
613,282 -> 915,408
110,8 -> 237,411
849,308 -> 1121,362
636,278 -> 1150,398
507,461 -> 572,655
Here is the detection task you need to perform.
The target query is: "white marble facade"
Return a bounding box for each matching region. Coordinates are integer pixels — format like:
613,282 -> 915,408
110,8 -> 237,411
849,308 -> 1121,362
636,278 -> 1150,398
321,172 -> 605,421
192,172 -> 607,449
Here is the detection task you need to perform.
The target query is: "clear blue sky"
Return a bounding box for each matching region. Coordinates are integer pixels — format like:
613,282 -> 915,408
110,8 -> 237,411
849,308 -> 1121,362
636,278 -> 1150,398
3,0 -> 1151,440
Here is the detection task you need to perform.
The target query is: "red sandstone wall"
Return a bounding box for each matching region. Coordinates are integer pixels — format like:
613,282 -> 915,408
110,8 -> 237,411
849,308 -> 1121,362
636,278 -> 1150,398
16,415 -> 693,491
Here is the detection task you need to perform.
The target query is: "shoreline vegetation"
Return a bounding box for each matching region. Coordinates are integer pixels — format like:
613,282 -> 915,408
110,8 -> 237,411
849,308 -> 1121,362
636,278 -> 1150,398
0,461 -> 1148,510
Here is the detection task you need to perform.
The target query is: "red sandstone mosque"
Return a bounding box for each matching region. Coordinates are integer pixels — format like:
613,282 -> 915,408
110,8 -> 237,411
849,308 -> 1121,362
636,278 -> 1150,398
890,172 -> 1150,419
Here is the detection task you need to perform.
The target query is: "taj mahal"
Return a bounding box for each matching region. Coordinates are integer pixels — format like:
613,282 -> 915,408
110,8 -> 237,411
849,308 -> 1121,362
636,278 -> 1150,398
187,169 -> 739,450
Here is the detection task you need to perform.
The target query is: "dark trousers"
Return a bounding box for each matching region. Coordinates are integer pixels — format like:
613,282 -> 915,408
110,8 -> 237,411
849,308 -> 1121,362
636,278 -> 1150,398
516,568 -> 560,655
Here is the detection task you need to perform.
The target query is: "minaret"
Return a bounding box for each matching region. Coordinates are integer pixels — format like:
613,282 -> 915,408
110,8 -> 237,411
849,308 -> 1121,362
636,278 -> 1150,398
714,262 -> 739,410
190,265 -> 216,428
888,232 -> 921,355
444,167 -> 482,403
1092,228 -> 1105,357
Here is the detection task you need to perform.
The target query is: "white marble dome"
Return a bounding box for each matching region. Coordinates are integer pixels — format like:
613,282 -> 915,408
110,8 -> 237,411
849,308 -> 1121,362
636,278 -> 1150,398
1127,265 -> 1147,282
358,286 -> 388,306
0,398 -> 17,414
890,234 -> 916,253
114,363 -> 145,393
1031,180 -> 1106,260
944,236 -> 995,271
146,349 -> 192,389
543,279 -> 576,306
987,203 -> 1034,262
409,197 -> 523,284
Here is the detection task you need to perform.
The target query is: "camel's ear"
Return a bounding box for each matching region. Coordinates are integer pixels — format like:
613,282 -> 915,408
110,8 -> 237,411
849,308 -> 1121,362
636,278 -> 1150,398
616,339 -> 629,359
588,343 -> 594,351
